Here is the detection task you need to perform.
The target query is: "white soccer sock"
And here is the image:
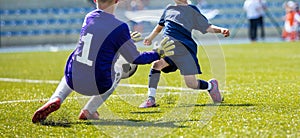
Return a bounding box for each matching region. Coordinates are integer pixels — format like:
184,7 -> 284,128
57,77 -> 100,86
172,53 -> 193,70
49,77 -> 72,103
148,88 -> 157,98
207,82 -> 212,91
83,89 -> 114,113
83,95 -> 103,114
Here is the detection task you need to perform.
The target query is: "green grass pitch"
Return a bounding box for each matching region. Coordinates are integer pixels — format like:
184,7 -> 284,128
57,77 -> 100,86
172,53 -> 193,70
0,42 -> 299,137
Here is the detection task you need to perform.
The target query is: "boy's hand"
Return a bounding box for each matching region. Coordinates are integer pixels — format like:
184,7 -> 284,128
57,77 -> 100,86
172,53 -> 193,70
153,37 -> 175,58
143,36 -> 152,46
221,28 -> 230,37
130,31 -> 143,42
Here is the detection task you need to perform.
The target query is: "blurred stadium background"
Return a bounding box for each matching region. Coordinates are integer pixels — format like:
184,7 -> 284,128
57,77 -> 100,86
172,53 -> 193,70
0,0 -> 288,47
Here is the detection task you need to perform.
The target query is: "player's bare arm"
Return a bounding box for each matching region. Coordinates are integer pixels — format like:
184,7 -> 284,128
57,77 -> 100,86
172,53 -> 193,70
144,25 -> 164,46
206,25 -> 230,37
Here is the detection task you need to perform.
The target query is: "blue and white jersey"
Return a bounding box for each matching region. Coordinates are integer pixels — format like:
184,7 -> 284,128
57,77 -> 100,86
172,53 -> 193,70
64,9 -> 159,95
159,5 -> 211,55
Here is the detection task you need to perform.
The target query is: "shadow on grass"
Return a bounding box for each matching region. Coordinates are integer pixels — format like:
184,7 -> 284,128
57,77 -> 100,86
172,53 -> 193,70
89,119 -> 187,128
40,120 -> 72,127
38,103 -> 253,128
130,110 -> 162,114
184,103 -> 255,107
39,118 -> 186,128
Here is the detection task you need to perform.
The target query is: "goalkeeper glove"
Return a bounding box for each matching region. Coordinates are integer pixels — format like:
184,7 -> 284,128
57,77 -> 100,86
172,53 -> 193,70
130,31 -> 143,42
153,37 -> 175,58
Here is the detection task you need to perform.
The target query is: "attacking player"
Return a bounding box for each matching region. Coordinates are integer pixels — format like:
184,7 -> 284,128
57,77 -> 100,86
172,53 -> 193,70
139,0 -> 230,108
32,0 -> 175,123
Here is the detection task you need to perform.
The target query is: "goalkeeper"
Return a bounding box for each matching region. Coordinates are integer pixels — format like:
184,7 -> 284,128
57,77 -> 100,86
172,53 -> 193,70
32,0 -> 175,123
139,0 -> 230,108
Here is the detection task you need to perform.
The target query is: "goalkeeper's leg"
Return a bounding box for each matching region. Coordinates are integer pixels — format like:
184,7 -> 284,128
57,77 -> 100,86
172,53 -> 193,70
79,88 -> 114,120
79,64 -> 123,120
49,76 -> 73,103
32,77 -> 72,123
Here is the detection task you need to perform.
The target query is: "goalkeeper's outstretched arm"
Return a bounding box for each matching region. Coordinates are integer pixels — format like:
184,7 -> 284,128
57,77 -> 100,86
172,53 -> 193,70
119,37 -> 175,65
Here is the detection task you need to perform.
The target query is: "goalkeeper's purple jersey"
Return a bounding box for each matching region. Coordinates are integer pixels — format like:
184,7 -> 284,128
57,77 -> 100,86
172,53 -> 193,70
64,9 -> 159,95
159,5 -> 211,55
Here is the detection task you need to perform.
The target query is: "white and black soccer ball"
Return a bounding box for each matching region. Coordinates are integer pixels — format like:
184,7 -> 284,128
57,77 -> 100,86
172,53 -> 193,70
114,55 -> 138,79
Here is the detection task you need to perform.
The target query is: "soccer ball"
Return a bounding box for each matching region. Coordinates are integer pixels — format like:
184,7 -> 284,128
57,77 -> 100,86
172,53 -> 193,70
114,55 -> 138,79
121,63 -> 138,79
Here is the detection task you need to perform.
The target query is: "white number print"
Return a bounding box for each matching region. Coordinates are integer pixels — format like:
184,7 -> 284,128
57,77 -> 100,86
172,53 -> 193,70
76,33 -> 93,66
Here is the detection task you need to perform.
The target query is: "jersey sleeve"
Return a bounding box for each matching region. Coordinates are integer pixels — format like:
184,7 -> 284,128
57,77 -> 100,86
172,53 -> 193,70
192,6 -> 211,34
158,8 -> 167,26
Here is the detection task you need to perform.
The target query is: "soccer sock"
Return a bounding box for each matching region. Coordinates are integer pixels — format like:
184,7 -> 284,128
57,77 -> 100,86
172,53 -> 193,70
83,95 -> 103,114
197,80 -> 212,90
148,88 -> 157,98
49,77 -> 72,104
207,82 -> 212,90
83,89 -> 113,113
148,69 -> 161,98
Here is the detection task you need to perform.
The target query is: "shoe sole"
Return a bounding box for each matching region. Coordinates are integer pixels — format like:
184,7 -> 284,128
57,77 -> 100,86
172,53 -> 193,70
209,79 -> 223,103
139,104 -> 158,108
79,117 -> 99,120
32,101 -> 60,123
78,111 -> 99,120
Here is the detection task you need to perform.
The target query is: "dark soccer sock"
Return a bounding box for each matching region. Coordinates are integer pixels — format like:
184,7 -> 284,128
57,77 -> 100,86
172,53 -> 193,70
148,69 -> 161,89
197,80 -> 209,90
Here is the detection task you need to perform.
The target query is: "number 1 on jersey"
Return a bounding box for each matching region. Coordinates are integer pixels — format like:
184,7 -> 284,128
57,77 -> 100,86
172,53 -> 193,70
76,33 -> 93,66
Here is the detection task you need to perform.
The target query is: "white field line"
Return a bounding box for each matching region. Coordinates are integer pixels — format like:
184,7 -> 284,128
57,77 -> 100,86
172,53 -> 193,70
0,78 -> 205,105
0,92 -> 200,105
0,78 -> 60,84
0,77 -> 195,91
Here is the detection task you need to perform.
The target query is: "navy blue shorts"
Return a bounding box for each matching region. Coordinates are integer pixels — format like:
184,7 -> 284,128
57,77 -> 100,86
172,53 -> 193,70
161,41 -> 201,75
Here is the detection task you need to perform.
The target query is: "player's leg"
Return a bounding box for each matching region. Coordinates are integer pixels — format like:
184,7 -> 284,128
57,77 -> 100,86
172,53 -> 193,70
32,76 -> 73,123
259,16 -> 265,40
183,75 -> 222,103
291,31 -> 297,41
282,29 -> 288,40
49,76 -> 73,102
78,71 -> 121,120
253,18 -> 259,41
183,75 -> 211,90
78,89 -> 113,120
175,50 -> 222,103
148,60 -> 168,98
139,59 -> 169,108
249,19 -> 257,41
249,19 -> 254,41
